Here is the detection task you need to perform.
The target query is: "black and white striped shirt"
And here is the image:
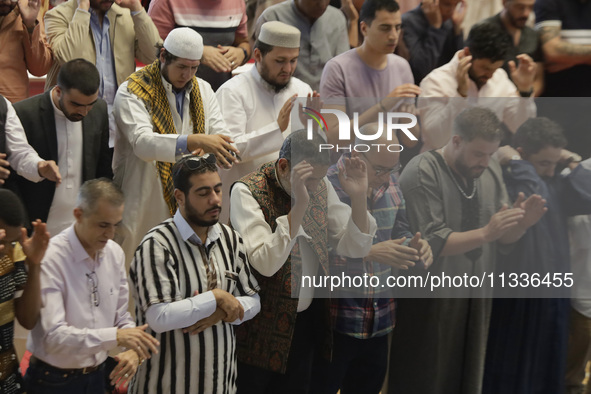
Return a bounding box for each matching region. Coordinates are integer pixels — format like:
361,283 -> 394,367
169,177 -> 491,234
129,214 -> 259,394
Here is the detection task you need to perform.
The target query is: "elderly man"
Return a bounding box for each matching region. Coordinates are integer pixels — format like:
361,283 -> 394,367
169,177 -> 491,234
419,22 -> 537,151
25,179 -> 160,394
130,155 -> 260,393
255,0 -> 350,91
13,59 -> 112,237
388,107 -> 546,394
0,0 -> 53,102
216,21 -> 316,222
231,130 -> 377,393
44,0 -> 162,146
113,27 -> 238,261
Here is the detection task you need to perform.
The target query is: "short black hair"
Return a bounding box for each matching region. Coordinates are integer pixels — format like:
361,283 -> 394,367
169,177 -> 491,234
172,155 -> 218,195
512,117 -> 567,155
360,0 -> 400,25
466,22 -> 512,62
254,39 -> 274,57
57,59 -> 100,96
0,189 -> 25,227
157,45 -> 179,64
453,107 -> 504,142
279,129 -> 331,167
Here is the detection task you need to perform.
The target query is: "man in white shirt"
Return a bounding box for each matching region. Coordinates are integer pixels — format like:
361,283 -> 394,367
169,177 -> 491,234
12,59 -> 112,237
0,96 -> 60,187
419,21 -> 537,151
129,155 -> 260,393
113,27 -> 239,262
230,130 -> 377,393
26,179 -> 160,394
216,21 -> 317,222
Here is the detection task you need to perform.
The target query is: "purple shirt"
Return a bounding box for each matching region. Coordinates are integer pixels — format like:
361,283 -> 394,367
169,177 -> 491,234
319,48 -> 415,115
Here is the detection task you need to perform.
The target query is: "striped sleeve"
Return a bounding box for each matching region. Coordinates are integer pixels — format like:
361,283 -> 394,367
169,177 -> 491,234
131,232 -> 183,312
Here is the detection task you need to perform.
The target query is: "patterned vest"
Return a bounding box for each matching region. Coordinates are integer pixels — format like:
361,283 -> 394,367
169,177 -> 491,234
234,162 -> 330,373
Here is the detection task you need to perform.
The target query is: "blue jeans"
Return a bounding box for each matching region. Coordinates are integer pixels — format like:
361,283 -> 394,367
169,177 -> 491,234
24,358 -> 106,394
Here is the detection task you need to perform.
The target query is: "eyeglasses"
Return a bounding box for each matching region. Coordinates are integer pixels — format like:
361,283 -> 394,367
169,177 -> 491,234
361,152 -> 401,177
86,272 -> 100,307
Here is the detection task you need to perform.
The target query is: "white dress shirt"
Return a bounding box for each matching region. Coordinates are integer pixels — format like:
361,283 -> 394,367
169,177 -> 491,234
45,91 -> 83,237
27,225 -> 135,368
215,66 -> 312,222
231,178 -> 377,312
144,210 -> 261,332
3,97 -> 44,182
112,76 -> 227,262
418,51 -> 537,151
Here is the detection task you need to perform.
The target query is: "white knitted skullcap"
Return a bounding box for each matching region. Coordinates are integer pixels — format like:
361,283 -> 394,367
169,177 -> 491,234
258,21 -> 300,48
163,28 -> 204,60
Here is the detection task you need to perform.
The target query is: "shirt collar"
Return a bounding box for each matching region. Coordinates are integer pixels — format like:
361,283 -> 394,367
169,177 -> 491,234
66,225 -> 104,264
173,210 -> 221,248
161,75 -> 193,96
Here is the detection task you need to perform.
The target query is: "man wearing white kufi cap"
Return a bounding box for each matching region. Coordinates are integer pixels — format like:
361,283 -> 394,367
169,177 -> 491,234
113,27 -> 239,266
215,21 -> 318,223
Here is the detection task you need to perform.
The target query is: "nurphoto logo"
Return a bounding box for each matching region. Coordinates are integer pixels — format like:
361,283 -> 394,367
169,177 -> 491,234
303,107 -> 417,152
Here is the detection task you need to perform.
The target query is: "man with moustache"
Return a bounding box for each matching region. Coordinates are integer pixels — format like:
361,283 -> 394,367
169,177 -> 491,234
401,0 -> 466,84
129,155 -> 260,393
0,0 -> 52,103
12,59 -> 112,237
44,0 -> 161,147
419,22 -> 537,151
216,21 -> 317,222
483,0 -> 544,96
388,107 -> 547,394
311,125 -> 433,394
113,28 -> 238,262
230,130 -> 377,393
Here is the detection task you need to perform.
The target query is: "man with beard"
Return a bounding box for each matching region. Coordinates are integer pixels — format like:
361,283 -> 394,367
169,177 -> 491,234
129,154 -> 260,394
113,27 -> 238,262
11,59 -> 112,237
419,22 -> 537,151
483,0 -> 544,96
230,130 -> 377,393
44,0 -> 161,147
216,21 -> 317,222
0,0 -> 52,103
483,118 -> 591,394
388,107 -> 546,394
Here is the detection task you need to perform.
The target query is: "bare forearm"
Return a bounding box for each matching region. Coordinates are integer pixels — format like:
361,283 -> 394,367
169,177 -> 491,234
540,27 -> 591,65
14,262 -> 41,330
350,196 -> 369,234
440,228 -> 487,257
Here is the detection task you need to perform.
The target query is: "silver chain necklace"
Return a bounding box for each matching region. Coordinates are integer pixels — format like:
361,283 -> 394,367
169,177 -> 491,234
441,147 -> 476,200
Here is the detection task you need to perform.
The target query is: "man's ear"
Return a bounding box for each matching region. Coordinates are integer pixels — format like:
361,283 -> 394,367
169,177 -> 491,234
516,147 -> 525,157
174,189 -> 184,208
159,47 -> 166,64
452,135 -> 462,148
463,47 -> 471,57
73,207 -> 83,222
253,48 -> 262,63
360,20 -> 369,37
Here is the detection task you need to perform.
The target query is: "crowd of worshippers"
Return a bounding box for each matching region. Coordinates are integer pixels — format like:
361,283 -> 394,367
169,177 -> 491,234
1,0 -> 591,392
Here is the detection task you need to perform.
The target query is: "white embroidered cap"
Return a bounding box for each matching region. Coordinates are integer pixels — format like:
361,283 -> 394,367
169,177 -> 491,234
258,21 -> 301,48
163,27 -> 204,60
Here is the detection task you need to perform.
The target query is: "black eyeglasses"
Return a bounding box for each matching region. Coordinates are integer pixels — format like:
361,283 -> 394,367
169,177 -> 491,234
86,272 -> 100,307
361,152 -> 401,177
173,154 -> 217,177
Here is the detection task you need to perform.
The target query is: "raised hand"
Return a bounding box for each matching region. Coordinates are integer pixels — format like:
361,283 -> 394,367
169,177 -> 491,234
456,50 -> 472,97
409,232 -> 434,269
18,0 -> 41,29
366,238 -> 418,269
338,156 -> 368,200
519,194 -> 547,229
278,94 -> 297,132
452,0 -> 467,34
20,220 -> 50,266
187,134 -> 240,169
290,160 -> 314,207
483,204 -> 525,242
421,0 -> 442,28
114,0 -> 142,12
508,54 -> 536,94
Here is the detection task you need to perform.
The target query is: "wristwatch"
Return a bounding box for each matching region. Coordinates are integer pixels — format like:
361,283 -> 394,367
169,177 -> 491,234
240,47 -> 249,65
519,88 -> 534,97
